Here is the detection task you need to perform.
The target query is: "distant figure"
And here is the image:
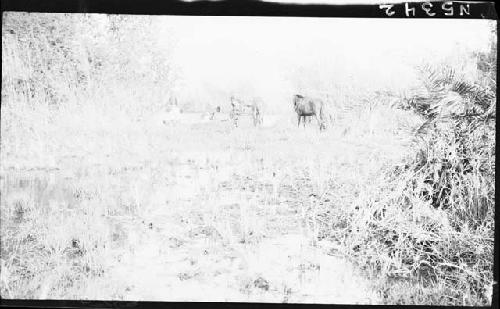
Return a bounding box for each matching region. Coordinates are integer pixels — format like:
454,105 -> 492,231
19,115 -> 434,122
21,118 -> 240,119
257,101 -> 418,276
209,106 -> 221,120
168,96 -> 178,107
251,97 -> 264,126
293,94 -> 327,131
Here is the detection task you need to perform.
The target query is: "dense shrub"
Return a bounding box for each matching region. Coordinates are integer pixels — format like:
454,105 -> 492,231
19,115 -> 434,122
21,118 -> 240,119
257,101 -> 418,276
322,28 -> 496,306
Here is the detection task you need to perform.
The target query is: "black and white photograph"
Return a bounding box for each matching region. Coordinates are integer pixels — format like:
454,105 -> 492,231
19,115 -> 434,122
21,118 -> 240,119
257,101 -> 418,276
0,1 -> 497,306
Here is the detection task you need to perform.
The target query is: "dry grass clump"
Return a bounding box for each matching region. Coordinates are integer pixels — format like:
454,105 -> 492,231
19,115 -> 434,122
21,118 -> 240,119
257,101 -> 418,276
0,186 -> 109,299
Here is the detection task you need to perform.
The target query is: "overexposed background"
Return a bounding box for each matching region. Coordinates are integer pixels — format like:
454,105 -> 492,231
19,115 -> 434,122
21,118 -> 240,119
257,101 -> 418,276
164,17 -> 492,112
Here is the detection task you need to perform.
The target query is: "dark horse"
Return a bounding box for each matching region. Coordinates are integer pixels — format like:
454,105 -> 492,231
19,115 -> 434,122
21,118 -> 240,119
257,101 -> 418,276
293,94 -> 326,130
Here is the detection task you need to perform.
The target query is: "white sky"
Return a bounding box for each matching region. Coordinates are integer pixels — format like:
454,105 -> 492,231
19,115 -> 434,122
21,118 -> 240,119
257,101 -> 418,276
156,16 -> 494,111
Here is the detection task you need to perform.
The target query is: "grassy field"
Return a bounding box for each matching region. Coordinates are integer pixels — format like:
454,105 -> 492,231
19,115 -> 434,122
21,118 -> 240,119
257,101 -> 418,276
0,85 -> 495,306
0,108 -> 414,303
1,97 -> 494,305
1,13 -> 495,306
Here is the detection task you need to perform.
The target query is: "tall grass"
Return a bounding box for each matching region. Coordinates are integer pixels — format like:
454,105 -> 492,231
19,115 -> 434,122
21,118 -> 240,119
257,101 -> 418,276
1,13 -> 177,299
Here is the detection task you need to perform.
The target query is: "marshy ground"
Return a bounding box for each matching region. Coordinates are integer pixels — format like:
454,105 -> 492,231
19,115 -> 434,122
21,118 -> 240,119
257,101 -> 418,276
1,113 -> 409,303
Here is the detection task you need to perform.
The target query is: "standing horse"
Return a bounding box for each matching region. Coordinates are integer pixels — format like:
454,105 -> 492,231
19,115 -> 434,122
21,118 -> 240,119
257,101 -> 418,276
293,94 -> 327,131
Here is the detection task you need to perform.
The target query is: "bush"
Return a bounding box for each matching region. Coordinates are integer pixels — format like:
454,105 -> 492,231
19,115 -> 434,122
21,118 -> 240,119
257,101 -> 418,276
322,30 -> 496,305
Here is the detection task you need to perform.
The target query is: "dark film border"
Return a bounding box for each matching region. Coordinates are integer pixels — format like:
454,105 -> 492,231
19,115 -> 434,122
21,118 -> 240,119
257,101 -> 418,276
0,299 -> 387,309
0,0 -> 498,19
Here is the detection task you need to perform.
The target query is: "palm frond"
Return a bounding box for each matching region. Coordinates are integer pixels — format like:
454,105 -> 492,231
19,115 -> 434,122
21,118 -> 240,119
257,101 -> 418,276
417,64 -> 456,93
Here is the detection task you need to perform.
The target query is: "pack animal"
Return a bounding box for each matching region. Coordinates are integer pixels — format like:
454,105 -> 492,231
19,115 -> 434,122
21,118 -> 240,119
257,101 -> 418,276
293,94 -> 327,131
230,96 -> 263,127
